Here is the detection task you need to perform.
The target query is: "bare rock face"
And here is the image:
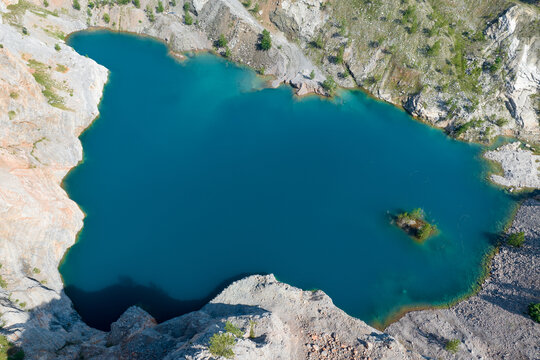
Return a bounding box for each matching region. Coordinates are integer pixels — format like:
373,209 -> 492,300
484,142 -> 540,190
44,275 -> 422,359
486,5 -> 540,138
270,0 -> 326,41
0,16 -> 108,351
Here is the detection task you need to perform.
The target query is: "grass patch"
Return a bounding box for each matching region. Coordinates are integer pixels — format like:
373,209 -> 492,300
28,59 -> 67,109
0,335 -> 25,360
43,28 -> 65,40
55,64 -> 67,73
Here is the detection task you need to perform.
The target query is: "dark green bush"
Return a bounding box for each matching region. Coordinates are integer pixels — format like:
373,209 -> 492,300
217,34 -> 228,48
507,232 -> 525,247
528,303 -> 540,323
73,0 -> 80,10
184,11 -> 193,25
444,339 -> 460,353
259,29 -> 271,50
322,76 -> 337,95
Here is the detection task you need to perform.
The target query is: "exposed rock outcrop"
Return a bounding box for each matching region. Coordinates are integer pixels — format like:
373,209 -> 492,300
41,275 -> 422,359
484,142 -> 540,189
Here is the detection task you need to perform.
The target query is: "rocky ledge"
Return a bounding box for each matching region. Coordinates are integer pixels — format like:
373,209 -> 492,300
25,274 -> 421,359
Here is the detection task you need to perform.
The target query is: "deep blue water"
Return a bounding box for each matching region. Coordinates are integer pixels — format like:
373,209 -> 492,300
60,30 -> 515,330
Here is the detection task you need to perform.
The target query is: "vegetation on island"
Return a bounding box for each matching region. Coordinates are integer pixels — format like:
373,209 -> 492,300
395,208 -> 437,242
208,321 -> 244,359
507,231 -> 525,248
444,338 -> 460,354
528,303 -> 540,323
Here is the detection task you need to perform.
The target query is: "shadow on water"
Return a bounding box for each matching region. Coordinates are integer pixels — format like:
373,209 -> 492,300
64,273 -> 257,331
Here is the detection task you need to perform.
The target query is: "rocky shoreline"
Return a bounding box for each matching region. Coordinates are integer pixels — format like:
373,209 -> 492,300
0,0 -> 539,358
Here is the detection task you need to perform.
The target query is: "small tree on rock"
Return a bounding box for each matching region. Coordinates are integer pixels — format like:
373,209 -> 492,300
259,29 -> 272,51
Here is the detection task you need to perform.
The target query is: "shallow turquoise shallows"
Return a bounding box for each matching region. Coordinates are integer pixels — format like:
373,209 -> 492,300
60,30 -> 515,330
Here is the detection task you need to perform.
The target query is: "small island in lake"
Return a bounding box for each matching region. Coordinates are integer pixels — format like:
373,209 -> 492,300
394,208 -> 438,242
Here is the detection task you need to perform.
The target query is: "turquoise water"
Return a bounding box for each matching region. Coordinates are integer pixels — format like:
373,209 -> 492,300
60,30 -> 515,330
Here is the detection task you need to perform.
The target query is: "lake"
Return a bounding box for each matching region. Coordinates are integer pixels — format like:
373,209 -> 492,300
59,30 -> 515,330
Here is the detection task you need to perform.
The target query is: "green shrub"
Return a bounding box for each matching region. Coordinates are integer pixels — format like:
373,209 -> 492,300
103,13 -> 110,23
217,34 -> 227,48
133,0 -> 140,8
417,223 -> 433,241
495,118 -> 508,127
507,232 -> 525,247
8,111 -> 16,120
528,303 -> 540,323
310,70 -> 315,80
224,46 -> 231,58
489,56 -> 502,73
72,0 -> 80,10
0,273 -> 7,289
209,333 -> 235,359
43,0 -> 48,6
225,321 -> 243,338
242,0 -> 251,8
54,43 -> 60,51
156,1 -> 164,13
259,29 -> 271,51
322,76 -> 337,95
146,6 -> 154,22
184,10 -> 192,25
335,46 -> 344,64
9,92 -> 18,99
311,35 -> 324,49
183,1 -> 189,11
444,339 -> 460,353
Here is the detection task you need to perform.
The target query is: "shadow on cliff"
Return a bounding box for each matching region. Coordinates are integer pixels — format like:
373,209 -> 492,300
64,273 -> 256,331
4,290 -> 270,359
